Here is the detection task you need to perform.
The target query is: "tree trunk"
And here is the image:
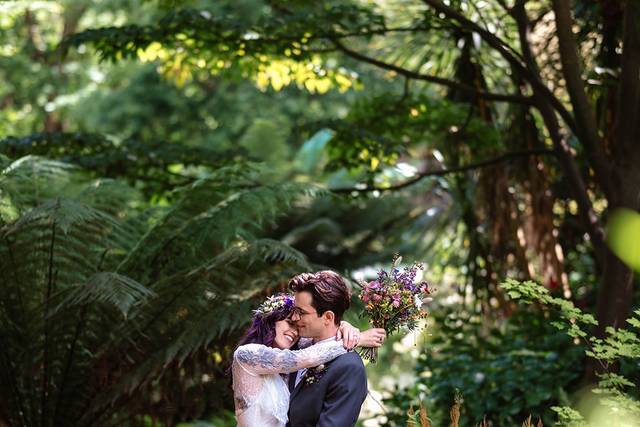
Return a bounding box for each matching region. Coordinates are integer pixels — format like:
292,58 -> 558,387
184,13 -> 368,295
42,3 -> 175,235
585,0 -> 640,381
552,0 -> 609,193
595,250 -> 635,331
597,0 -> 640,333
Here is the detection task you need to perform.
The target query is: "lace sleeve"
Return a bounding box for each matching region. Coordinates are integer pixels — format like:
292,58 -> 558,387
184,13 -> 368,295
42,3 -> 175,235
298,338 -> 313,349
234,341 -> 347,375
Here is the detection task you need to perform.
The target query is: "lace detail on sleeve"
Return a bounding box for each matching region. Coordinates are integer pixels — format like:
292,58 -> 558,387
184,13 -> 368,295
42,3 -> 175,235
298,338 -> 313,349
234,341 -> 346,375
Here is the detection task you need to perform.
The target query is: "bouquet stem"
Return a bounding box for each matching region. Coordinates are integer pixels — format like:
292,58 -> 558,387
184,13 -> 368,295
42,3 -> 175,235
358,346 -> 379,363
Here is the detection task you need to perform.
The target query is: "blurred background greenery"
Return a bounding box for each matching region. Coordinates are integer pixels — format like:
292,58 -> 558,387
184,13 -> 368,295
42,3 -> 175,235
0,0 -> 639,426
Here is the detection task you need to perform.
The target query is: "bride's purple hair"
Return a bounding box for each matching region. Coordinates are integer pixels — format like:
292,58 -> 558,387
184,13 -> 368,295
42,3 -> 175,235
237,294 -> 295,347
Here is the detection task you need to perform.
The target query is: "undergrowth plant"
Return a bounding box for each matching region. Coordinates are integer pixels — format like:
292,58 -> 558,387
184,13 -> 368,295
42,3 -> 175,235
502,279 -> 640,426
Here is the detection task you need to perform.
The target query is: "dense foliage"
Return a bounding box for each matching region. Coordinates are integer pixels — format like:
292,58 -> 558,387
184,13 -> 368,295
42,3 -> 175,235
383,307 -> 586,426
1,0 -> 639,426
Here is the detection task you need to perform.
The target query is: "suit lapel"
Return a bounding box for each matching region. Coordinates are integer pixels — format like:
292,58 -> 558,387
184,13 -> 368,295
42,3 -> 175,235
288,370 -> 298,393
289,372 -> 305,401
290,355 -> 339,401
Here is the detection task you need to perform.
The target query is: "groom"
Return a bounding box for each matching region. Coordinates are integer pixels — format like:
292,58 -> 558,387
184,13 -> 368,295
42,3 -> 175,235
286,271 -> 367,427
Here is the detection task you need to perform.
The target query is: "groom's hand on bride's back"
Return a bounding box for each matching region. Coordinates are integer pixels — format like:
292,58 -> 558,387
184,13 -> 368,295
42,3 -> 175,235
357,328 -> 386,348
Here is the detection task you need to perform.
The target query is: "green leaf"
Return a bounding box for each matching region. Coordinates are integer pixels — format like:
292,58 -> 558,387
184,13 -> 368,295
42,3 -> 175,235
606,208 -> 640,271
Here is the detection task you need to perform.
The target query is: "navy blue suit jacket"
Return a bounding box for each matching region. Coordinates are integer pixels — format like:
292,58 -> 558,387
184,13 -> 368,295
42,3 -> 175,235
286,351 -> 367,427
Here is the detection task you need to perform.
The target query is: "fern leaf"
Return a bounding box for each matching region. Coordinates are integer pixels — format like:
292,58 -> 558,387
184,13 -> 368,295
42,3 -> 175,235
53,273 -> 156,318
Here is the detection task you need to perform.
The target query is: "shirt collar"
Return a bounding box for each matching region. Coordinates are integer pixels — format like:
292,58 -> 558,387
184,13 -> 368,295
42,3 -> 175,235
313,336 -> 338,345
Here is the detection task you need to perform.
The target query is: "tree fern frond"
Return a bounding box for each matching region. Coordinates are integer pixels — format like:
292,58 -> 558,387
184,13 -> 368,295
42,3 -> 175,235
7,198 -> 119,236
162,299 -> 255,367
249,238 -> 311,269
77,178 -> 143,217
0,153 -> 10,168
95,240 -> 307,372
117,179 -> 323,279
0,156 -> 80,211
53,273 -> 156,318
190,182 -> 326,246
76,296 -> 254,424
0,154 -> 331,425
111,164 -> 257,275
281,218 -> 345,245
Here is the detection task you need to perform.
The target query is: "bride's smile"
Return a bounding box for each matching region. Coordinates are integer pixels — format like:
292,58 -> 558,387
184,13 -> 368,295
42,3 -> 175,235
273,319 -> 299,349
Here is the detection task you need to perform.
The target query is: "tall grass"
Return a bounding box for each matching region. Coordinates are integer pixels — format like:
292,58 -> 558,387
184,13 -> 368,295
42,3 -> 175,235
406,398 -> 543,427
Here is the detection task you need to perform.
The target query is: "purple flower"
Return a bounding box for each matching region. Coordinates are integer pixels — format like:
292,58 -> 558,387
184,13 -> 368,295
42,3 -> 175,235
357,255 -> 431,348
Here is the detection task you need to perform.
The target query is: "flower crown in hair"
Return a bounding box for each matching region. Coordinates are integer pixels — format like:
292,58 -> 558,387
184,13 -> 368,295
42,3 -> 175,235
253,294 -> 294,317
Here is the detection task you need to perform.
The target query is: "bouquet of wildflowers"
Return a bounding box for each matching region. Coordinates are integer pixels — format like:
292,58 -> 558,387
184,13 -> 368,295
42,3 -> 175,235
358,254 -> 432,362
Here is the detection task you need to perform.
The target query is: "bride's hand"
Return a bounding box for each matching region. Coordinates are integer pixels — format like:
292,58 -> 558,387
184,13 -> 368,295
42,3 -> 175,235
357,328 -> 386,348
336,321 -> 360,350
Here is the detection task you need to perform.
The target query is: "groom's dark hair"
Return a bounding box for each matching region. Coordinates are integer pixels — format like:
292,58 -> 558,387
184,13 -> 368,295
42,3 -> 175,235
289,271 -> 350,325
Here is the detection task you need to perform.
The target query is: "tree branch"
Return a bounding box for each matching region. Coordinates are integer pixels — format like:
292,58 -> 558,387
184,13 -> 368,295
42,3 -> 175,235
512,1 -> 606,264
422,0 -> 526,62
420,0 -> 582,139
552,0 -> 609,193
614,0 -> 640,169
24,9 -> 46,62
331,148 -> 556,194
332,39 -> 534,105
494,0 -> 512,14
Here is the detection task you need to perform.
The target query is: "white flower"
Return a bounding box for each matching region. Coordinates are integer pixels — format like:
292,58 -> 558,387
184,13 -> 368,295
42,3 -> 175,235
414,295 -> 422,309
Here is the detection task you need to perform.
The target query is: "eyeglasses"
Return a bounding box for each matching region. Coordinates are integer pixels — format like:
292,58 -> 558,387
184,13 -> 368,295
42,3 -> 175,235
291,307 -> 317,318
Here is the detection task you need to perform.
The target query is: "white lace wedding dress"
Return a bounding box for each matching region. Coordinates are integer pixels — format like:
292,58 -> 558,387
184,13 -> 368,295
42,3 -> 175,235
232,339 -> 347,427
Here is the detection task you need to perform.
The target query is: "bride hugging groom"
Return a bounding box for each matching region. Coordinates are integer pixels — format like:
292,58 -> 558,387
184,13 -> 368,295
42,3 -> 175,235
232,270 -> 387,427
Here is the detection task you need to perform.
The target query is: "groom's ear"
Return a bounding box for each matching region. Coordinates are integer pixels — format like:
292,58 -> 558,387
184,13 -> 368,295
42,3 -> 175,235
323,310 -> 335,325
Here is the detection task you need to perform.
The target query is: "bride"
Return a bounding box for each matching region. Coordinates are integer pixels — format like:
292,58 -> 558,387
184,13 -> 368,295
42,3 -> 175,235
232,293 -> 385,427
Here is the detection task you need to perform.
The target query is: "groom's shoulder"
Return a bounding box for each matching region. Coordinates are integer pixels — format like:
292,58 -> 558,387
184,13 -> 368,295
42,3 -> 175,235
331,351 -> 365,371
326,351 -> 367,390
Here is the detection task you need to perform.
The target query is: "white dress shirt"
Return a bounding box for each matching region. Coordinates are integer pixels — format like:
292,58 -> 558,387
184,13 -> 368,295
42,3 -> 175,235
294,336 -> 337,387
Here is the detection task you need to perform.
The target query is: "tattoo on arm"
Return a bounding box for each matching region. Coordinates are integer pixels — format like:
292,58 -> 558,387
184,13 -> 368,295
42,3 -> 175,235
236,346 -> 298,371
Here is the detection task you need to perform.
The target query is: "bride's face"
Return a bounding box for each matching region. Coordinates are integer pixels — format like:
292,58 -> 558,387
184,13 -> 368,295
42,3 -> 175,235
273,319 -> 299,349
